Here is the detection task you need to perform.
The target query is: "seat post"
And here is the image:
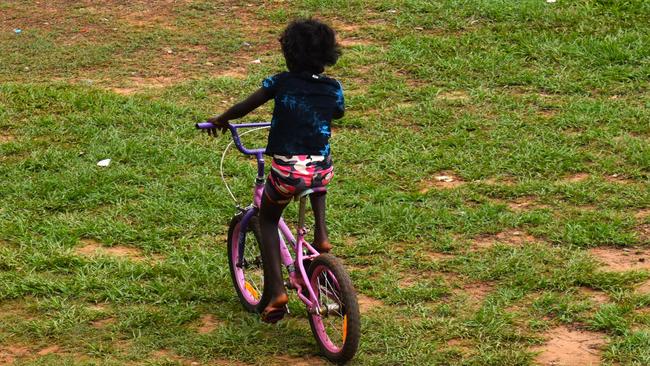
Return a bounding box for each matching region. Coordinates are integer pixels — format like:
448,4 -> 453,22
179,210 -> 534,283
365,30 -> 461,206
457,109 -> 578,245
295,187 -> 326,232
298,196 -> 307,230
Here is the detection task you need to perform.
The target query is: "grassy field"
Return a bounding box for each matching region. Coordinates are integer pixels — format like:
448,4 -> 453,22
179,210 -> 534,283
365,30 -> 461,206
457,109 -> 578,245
1,0 -> 649,365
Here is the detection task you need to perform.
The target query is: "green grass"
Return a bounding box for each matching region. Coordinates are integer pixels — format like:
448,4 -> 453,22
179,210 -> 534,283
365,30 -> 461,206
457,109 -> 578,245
1,0 -> 649,365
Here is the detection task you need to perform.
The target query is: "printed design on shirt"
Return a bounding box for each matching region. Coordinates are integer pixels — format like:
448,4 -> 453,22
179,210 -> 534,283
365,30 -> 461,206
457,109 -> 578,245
319,124 -> 331,137
269,155 -> 333,197
335,80 -> 345,111
262,72 -> 342,156
319,144 -> 330,156
278,94 -> 331,140
262,75 -> 277,89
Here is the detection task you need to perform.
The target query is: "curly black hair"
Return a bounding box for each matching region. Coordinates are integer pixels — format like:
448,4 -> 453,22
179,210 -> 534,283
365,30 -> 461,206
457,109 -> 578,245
279,18 -> 341,74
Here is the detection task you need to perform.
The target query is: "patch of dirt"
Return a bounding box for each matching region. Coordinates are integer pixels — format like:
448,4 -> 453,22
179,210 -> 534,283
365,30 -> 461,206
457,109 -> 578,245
0,344 -> 64,362
75,239 -> 104,255
437,90 -> 470,101
153,349 -> 202,366
532,326 -> 606,366
495,230 -> 537,244
565,173 -> 590,183
637,224 -> 650,244
121,5 -> 177,29
538,108 -> 558,118
446,338 -> 472,353
333,22 -> 362,33
91,317 -> 116,329
636,280 -> 650,295
339,37 -> 375,47
0,345 -> 30,364
472,229 -> 538,250
399,274 -> 418,288
454,281 -> 494,304
505,196 -> 547,211
392,241 -> 413,255
0,299 -> 33,320
579,287 -> 609,306
110,87 -> 137,95
357,294 -> 384,314
424,251 -> 455,261
343,236 -> 358,247
605,174 -> 634,184
272,355 -> 327,366
563,128 -> 584,137
590,247 -> 650,272
87,303 -> 107,312
75,239 -> 146,261
419,172 -> 464,193
0,133 -> 15,143
481,177 -> 517,186
36,345 -> 60,356
393,101 -> 416,111
636,209 -> 650,220
109,76 -> 178,95
214,66 -> 248,79
196,314 -> 220,334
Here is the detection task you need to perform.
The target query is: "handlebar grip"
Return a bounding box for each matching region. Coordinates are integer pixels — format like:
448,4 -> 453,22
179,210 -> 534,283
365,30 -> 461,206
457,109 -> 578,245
196,122 -> 216,129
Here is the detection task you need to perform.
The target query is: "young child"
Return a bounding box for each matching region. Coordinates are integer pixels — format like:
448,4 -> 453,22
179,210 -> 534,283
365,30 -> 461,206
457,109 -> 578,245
206,19 -> 344,323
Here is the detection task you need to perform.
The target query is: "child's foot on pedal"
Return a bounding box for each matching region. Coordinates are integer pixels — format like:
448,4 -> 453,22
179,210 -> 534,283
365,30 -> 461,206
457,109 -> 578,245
313,240 -> 332,253
260,293 -> 289,324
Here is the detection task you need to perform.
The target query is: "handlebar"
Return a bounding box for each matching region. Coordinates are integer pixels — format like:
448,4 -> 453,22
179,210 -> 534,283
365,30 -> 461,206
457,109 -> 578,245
196,122 -> 270,156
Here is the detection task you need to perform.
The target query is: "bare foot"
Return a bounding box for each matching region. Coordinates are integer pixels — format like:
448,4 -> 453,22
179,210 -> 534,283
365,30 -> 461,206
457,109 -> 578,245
261,293 -> 289,323
312,240 -> 332,253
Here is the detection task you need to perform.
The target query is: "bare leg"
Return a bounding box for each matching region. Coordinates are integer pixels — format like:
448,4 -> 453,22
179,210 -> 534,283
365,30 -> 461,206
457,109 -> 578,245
258,191 -> 290,320
310,191 -> 332,253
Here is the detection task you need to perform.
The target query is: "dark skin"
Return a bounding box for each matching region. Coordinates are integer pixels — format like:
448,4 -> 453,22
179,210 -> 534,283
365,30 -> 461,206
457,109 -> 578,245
207,85 -> 343,319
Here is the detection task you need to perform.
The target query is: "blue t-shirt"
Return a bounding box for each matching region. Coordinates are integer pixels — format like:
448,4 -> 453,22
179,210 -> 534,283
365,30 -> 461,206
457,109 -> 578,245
261,71 -> 344,156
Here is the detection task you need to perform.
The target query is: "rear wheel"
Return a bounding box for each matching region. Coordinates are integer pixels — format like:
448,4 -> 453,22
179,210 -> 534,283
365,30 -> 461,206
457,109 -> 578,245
227,212 -> 264,312
307,254 -> 360,363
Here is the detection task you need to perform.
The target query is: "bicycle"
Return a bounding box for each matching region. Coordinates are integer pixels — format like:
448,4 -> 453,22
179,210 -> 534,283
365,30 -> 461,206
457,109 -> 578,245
196,121 -> 360,363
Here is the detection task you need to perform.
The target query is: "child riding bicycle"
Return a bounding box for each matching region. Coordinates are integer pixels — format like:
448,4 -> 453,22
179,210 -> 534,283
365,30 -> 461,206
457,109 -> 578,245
205,18 -> 344,323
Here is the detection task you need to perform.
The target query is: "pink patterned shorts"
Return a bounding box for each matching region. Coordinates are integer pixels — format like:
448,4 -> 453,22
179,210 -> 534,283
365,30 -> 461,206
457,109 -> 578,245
265,155 -> 333,203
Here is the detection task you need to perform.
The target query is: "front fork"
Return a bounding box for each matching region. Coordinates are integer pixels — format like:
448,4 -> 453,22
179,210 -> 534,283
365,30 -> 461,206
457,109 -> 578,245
287,195 -> 323,314
236,177 -> 264,268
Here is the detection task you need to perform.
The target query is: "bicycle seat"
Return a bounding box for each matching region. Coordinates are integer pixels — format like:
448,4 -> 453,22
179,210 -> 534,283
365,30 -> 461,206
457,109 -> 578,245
295,186 -> 327,201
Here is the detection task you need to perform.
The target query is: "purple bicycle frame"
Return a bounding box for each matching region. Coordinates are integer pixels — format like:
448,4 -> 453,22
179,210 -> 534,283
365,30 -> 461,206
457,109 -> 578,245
196,121 -> 324,311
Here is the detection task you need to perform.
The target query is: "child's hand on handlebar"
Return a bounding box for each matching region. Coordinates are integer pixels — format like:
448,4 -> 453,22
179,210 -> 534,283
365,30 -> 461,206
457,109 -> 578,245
205,115 -> 229,137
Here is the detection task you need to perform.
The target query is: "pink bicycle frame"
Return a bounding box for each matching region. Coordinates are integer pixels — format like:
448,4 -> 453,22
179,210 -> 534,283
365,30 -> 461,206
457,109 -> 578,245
197,121 -> 325,312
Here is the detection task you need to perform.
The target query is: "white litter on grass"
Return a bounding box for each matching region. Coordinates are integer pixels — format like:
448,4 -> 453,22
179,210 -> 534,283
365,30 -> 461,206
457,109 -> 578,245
250,59 -> 262,64
435,175 -> 454,183
546,0 -> 556,3
97,159 -> 111,167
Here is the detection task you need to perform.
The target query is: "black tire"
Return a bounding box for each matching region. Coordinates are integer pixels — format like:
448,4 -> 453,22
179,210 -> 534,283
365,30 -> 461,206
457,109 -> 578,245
227,212 -> 265,313
307,254 -> 360,364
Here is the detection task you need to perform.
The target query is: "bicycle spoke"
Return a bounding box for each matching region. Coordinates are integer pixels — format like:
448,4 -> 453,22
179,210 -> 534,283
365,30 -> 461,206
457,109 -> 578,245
323,271 -> 342,305
314,268 -> 345,347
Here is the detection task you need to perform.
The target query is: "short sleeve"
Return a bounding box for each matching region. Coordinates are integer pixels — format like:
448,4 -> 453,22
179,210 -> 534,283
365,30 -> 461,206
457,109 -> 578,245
261,74 -> 279,96
335,80 -> 345,113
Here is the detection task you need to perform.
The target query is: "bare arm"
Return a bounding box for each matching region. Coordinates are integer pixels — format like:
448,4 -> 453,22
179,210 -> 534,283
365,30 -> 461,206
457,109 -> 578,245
206,88 -> 273,135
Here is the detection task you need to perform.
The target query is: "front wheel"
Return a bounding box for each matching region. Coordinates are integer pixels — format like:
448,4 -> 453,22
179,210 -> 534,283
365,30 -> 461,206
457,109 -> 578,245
308,254 -> 360,363
227,212 -> 265,312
